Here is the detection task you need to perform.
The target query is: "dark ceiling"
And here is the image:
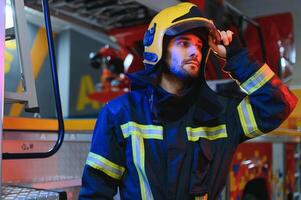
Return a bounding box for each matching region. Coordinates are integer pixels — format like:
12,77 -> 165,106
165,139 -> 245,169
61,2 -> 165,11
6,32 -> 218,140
24,0 -> 156,32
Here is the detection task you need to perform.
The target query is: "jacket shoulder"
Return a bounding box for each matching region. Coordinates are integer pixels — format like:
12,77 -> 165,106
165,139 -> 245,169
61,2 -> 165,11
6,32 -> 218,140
106,89 -> 147,115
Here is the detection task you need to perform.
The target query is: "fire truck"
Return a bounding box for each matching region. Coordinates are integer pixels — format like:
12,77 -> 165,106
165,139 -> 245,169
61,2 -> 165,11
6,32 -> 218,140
1,0 -> 301,200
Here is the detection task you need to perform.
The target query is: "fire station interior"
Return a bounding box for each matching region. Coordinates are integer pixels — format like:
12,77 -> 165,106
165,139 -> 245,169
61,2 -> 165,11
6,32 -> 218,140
1,0 -> 301,199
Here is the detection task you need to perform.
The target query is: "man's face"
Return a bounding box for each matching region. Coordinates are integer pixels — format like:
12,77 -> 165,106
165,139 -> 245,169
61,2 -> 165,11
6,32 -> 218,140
166,33 -> 203,79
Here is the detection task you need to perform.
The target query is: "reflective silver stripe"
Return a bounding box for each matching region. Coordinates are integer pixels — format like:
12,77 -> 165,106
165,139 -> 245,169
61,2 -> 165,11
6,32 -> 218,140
121,121 -> 163,139
132,135 -> 154,200
237,97 -> 263,138
86,152 -> 125,180
240,64 -> 274,95
120,121 -> 161,200
195,194 -> 208,200
186,124 -> 227,141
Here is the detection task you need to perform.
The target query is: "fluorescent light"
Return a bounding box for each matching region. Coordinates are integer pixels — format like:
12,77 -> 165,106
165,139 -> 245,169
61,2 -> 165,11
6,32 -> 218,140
5,0 -> 14,29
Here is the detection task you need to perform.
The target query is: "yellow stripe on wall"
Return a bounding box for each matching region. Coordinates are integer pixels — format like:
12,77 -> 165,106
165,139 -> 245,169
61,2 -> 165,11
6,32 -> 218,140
9,28 -> 54,116
4,117 -> 96,131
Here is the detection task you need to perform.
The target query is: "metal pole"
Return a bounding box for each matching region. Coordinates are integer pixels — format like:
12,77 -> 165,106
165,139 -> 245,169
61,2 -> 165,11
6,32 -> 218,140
0,0 -> 6,194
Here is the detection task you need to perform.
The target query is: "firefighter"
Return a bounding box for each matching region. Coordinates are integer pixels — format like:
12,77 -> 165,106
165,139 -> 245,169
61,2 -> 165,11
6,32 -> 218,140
79,2 -> 297,200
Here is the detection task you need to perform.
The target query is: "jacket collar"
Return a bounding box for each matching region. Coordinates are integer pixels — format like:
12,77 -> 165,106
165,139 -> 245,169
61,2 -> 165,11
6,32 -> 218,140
125,68 -> 158,90
127,69 -> 223,122
195,82 -> 224,121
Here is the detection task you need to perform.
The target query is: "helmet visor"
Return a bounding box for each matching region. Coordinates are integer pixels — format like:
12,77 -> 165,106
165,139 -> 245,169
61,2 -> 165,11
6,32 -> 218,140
165,20 -> 221,43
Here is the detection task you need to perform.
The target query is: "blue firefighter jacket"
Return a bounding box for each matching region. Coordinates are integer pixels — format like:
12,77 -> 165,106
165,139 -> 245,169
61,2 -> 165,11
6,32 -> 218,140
79,49 -> 297,200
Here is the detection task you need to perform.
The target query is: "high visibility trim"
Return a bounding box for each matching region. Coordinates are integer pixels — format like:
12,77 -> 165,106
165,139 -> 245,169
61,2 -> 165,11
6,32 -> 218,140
120,121 -> 157,199
186,124 -> 227,141
195,193 -> 208,200
240,64 -> 274,95
237,97 -> 263,138
121,121 -> 163,140
131,134 -> 154,200
86,152 -> 125,180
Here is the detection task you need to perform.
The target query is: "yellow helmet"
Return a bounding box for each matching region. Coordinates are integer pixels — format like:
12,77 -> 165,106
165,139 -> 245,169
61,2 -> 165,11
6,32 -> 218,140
143,2 -> 219,69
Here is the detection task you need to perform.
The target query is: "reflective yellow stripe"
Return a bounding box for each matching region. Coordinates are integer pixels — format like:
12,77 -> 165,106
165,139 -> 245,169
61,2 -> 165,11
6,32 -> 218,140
195,194 -> 208,200
121,121 -> 163,139
240,64 -> 274,95
237,97 -> 263,138
239,64 -> 272,137
121,121 -> 161,200
186,124 -> 227,141
132,135 -> 154,200
86,152 -> 125,180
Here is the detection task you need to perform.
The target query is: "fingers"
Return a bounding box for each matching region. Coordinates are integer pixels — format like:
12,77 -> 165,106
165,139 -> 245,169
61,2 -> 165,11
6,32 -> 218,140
208,34 -> 227,58
208,29 -> 233,59
218,30 -> 234,46
209,29 -> 221,45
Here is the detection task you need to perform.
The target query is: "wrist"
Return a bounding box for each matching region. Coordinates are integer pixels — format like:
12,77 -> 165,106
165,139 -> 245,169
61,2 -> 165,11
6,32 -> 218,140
226,36 -> 244,60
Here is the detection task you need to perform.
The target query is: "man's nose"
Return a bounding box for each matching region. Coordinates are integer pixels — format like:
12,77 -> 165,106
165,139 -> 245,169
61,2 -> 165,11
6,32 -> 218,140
189,45 -> 201,59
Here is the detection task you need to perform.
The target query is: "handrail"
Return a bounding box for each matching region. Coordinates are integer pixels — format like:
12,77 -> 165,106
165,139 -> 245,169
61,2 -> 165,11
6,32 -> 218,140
3,0 -> 65,159
225,1 -> 267,62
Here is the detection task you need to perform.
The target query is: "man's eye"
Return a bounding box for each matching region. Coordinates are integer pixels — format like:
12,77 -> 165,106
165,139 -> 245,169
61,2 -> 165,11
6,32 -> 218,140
177,41 -> 190,47
196,44 -> 203,50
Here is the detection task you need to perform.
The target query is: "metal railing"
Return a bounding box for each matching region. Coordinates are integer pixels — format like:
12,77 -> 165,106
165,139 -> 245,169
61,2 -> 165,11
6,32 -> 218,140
3,0 -> 64,159
225,1 -> 267,62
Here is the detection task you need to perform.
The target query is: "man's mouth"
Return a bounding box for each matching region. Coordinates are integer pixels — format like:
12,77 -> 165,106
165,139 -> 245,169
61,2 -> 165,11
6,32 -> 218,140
183,59 -> 200,66
184,61 -> 199,68
186,61 -> 199,65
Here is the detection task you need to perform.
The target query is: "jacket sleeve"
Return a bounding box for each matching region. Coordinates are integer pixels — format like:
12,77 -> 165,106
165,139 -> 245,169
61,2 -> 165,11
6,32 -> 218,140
79,104 -> 125,199
224,49 -> 298,143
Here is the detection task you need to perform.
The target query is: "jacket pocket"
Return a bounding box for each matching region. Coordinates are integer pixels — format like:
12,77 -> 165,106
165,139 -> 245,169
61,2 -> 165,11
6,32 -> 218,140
189,138 -> 215,195
186,124 -> 227,196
